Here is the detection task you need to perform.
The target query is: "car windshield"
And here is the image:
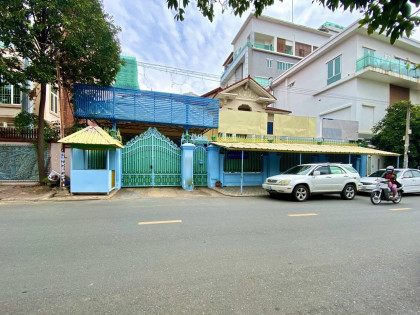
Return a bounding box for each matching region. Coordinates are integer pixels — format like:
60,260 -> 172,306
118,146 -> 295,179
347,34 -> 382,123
368,170 -> 385,177
282,165 -> 313,175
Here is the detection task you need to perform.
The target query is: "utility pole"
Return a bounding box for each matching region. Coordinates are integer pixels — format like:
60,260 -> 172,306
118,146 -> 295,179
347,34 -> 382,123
403,102 -> 411,168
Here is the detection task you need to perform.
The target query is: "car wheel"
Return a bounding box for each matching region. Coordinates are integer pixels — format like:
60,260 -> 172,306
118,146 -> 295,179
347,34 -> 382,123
268,192 -> 277,198
341,184 -> 356,200
293,185 -> 309,202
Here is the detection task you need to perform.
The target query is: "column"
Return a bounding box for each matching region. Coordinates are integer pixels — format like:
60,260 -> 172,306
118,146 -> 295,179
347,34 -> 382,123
181,143 -> 195,191
207,145 -> 220,188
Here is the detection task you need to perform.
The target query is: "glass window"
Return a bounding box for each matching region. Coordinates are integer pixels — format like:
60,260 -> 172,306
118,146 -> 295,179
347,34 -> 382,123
342,165 -> 358,174
411,170 -> 420,178
277,61 -> 293,71
314,166 -> 330,175
266,59 -> 272,68
0,84 -> 21,105
330,166 -> 345,174
403,171 -> 413,178
327,56 -> 341,85
50,88 -> 58,114
363,48 -> 375,57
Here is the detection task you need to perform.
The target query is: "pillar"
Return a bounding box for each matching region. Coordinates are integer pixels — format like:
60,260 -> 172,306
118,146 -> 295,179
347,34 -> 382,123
207,145 -> 220,187
181,143 -> 195,191
359,155 -> 367,177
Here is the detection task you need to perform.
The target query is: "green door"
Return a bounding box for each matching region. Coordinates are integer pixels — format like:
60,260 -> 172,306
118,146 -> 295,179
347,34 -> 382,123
193,145 -> 207,186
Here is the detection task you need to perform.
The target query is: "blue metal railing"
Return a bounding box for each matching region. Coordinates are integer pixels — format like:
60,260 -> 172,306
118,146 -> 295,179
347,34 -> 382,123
73,84 -> 219,129
254,43 -> 274,51
356,55 -> 420,80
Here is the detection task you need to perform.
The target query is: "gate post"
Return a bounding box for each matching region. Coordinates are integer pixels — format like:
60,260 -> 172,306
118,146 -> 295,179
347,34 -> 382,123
181,143 -> 195,191
207,145 -> 220,187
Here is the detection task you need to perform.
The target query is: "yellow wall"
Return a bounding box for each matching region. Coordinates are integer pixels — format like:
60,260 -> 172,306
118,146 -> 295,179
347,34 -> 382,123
273,115 -> 316,137
219,111 -> 267,135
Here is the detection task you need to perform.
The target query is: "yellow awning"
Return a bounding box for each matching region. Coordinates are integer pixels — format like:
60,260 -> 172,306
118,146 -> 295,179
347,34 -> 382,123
59,126 -> 123,149
212,142 -> 399,156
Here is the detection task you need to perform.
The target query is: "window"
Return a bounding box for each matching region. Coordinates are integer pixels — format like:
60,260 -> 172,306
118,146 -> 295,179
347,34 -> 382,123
363,47 -> 375,57
412,170 -> 420,178
276,38 -> 292,55
267,122 -> 273,135
342,165 -> 358,174
50,87 -> 58,114
277,61 -> 293,71
330,166 -> 345,174
0,84 -> 21,105
266,59 -> 272,68
327,56 -> 341,85
295,42 -> 311,57
238,104 -> 251,111
314,166 -> 330,175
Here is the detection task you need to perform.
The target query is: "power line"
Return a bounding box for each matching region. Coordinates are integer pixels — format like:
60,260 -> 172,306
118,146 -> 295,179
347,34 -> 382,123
136,61 -> 220,82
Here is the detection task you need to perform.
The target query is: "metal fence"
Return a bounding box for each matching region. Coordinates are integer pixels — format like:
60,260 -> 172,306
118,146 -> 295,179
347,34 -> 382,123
73,84 -> 219,129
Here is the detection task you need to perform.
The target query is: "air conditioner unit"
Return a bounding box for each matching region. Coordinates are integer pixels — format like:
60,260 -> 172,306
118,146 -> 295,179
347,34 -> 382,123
0,122 -> 8,127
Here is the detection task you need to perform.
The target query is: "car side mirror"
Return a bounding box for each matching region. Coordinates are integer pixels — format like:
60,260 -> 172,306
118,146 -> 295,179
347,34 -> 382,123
313,171 -> 320,176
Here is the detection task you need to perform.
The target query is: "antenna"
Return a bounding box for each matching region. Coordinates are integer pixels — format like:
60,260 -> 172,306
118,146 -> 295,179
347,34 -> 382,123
292,0 -> 294,23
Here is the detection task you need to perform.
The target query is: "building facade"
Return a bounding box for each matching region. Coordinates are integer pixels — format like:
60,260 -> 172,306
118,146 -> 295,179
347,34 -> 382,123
220,14 -> 335,88
271,21 -> 420,139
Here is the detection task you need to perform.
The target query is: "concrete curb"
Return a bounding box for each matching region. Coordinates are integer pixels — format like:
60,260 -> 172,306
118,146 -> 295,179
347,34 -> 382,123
0,189 -> 118,203
210,187 -> 269,197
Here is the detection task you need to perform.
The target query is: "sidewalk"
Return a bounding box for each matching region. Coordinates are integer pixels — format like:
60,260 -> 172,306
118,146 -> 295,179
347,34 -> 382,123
0,184 -> 268,203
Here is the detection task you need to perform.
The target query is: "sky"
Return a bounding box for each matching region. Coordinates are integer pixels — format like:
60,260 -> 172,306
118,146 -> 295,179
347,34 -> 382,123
102,0 -> 420,95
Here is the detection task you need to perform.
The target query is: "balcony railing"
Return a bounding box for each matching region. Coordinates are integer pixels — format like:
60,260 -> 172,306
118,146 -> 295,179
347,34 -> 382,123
221,42 -> 251,80
0,127 -> 60,141
356,55 -> 420,80
253,43 -> 274,51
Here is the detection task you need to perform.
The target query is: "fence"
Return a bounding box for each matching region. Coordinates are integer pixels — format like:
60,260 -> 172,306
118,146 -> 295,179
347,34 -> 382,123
0,127 -> 60,141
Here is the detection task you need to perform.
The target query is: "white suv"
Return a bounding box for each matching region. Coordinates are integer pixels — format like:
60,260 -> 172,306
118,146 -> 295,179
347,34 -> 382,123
262,163 -> 361,202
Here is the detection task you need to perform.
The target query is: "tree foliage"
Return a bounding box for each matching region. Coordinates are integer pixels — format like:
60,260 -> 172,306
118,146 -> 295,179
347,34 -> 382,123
0,0 -> 122,181
167,0 -> 420,44
372,101 -> 420,168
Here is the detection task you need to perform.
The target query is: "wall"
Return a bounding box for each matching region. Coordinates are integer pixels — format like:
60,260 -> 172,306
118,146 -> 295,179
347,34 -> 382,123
219,111 -> 267,135
250,49 -> 299,80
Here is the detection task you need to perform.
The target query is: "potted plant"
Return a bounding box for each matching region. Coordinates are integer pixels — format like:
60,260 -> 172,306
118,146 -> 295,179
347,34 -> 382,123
215,180 -> 222,188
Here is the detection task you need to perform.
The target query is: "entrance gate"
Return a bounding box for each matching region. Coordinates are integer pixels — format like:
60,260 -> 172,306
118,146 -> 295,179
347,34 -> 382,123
122,128 -> 181,187
193,145 -> 207,186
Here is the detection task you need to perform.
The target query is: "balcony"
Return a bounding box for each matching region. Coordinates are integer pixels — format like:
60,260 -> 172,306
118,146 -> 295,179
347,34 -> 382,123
356,55 -> 420,81
73,84 -> 220,129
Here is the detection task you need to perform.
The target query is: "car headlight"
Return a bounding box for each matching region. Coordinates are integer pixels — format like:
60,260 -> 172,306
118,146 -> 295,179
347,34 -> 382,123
278,179 -> 291,186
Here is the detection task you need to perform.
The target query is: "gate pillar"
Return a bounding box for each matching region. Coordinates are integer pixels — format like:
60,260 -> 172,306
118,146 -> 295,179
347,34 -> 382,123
207,145 -> 220,187
181,143 -> 195,191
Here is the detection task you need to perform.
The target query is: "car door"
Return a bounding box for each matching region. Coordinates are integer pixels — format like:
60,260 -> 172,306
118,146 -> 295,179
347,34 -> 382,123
400,170 -> 414,193
311,166 -> 332,192
329,166 -> 347,192
410,170 -> 420,193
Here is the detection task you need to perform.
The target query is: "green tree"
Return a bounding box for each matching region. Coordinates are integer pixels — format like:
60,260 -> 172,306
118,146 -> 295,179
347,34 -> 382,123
0,0 -> 121,181
372,101 -> 420,168
167,0 -> 420,43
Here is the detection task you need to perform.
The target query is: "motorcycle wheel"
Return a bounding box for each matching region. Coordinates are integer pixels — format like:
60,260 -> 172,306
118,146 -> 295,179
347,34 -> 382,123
392,191 -> 402,204
370,191 -> 381,205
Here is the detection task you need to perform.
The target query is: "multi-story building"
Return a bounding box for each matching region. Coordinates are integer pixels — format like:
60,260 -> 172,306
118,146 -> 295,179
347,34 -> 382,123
220,14 -> 337,88
271,20 -> 420,139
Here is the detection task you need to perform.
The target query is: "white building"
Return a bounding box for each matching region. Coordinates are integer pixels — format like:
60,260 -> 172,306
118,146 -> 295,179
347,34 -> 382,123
220,14 -> 336,88
271,20 -> 420,140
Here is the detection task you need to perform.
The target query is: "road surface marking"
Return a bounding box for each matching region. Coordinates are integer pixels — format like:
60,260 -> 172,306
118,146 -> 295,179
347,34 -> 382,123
138,220 -> 182,225
288,213 -> 318,217
389,208 -> 411,211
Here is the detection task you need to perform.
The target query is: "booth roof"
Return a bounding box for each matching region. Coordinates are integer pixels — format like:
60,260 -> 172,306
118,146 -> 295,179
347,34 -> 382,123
59,126 -> 124,149
212,142 -> 399,156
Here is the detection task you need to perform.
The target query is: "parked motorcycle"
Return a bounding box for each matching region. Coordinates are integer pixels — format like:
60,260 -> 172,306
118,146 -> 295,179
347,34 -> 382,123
370,178 -> 403,205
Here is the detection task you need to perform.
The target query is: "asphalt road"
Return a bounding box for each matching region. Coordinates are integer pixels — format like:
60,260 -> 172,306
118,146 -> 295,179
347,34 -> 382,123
0,193 -> 419,314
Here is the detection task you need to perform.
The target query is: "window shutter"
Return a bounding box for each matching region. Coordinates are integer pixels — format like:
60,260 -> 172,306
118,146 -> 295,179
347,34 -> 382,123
277,38 -> 286,53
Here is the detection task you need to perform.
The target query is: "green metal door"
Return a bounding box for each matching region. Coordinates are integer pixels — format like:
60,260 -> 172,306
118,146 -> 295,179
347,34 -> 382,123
122,128 -> 181,187
193,145 -> 207,186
